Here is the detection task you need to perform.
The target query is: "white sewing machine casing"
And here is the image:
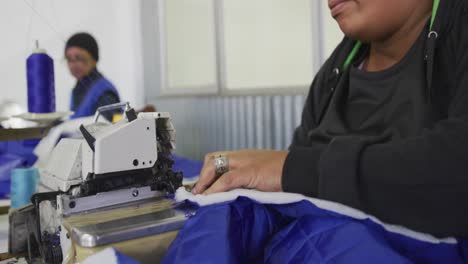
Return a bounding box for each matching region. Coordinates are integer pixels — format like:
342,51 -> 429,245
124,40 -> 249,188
9,103 -> 186,264
39,103 -> 178,196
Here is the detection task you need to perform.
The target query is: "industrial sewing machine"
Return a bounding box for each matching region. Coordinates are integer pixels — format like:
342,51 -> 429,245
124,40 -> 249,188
8,103 -> 189,263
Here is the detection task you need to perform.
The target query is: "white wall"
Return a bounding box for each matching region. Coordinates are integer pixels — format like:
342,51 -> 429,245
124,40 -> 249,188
0,0 -> 144,112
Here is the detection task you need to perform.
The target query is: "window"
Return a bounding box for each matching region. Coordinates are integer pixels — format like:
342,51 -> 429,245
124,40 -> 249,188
161,0 -> 218,94
221,0 -> 314,91
156,0 -> 330,95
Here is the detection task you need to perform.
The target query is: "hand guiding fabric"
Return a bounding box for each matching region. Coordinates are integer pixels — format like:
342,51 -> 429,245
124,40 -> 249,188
192,150 -> 288,195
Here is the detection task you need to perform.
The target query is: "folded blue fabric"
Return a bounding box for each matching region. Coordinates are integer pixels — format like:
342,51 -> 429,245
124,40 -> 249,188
163,197 -> 468,264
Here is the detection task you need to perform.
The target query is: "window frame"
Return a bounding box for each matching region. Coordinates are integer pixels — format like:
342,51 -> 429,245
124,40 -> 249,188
151,0 -> 326,98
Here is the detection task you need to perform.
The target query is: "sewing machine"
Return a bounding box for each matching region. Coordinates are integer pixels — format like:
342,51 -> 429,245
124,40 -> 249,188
8,103 -> 190,263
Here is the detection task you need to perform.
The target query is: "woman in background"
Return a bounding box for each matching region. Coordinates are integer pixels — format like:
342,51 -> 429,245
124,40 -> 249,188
65,32 -> 120,119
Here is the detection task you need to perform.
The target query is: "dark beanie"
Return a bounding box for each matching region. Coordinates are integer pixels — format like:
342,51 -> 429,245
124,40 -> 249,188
65,32 -> 99,61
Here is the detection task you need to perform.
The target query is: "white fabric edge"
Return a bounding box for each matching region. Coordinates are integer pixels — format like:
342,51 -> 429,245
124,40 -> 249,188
175,187 -> 457,245
82,247 -> 119,264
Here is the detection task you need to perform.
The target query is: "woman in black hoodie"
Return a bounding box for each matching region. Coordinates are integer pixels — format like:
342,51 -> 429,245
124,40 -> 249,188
194,0 -> 468,237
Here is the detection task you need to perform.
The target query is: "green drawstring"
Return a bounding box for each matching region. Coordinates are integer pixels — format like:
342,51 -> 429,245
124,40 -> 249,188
342,42 -> 362,71
430,0 -> 440,30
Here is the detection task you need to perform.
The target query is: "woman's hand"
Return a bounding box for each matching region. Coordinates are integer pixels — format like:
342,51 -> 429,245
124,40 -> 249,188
192,149 -> 288,195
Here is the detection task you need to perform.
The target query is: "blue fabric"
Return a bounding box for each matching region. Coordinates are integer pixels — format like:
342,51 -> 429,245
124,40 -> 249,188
70,77 -> 119,119
172,155 -> 203,179
163,197 -> 468,264
0,140 -> 38,166
0,153 -> 27,181
0,138 -> 40,200
0,180 -> 10,199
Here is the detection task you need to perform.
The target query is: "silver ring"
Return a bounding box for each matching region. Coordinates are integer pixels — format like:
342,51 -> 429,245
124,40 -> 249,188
213,154 -> 229,176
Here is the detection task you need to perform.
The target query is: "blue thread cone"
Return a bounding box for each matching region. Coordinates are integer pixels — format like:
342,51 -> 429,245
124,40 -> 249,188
26,48 -> 56,113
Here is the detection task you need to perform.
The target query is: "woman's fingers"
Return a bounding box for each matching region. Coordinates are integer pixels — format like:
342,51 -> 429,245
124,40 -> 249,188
193,151 -> 232,194
193,149 -> 286,195
203,168 -> 249,195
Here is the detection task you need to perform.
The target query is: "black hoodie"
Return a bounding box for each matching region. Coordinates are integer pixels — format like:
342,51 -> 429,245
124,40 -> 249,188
282,0 -> 468,238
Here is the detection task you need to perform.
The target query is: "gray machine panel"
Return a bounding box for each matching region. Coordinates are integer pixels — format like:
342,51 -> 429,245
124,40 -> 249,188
71,206 -> 190,247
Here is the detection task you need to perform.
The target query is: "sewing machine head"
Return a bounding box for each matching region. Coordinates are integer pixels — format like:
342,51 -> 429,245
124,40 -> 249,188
40,102 -> 181,196
9,103 -> 184,263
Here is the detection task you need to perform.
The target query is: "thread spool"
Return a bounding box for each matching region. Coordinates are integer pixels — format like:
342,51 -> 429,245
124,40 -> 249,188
10,167 -> 39,208
26,41 -> 56,113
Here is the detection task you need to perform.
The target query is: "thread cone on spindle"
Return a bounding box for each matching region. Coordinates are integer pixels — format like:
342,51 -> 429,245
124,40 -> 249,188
26,41 -> 56,113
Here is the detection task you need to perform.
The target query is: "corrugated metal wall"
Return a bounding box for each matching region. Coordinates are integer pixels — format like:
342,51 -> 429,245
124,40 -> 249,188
151,94 -> 307,159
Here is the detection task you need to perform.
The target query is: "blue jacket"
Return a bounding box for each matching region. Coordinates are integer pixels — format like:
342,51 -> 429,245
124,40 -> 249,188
70,77 -> 119,119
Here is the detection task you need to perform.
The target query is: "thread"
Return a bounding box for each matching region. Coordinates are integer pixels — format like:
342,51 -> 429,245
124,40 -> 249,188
26,45 -> 56,113
10,167 -> 39,208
